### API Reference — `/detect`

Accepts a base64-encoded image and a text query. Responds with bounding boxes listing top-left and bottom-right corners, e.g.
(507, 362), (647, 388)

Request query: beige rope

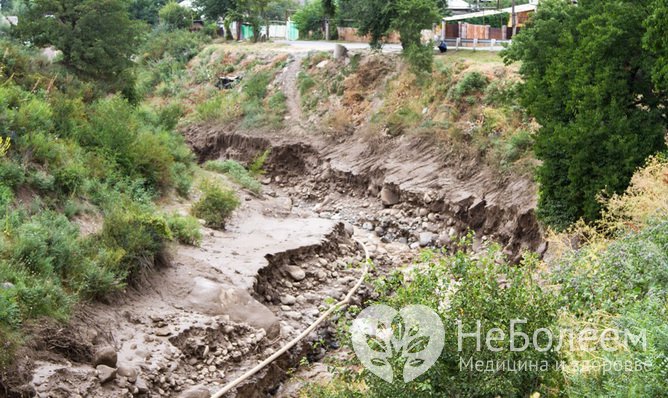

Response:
(211, 238), (371, 398)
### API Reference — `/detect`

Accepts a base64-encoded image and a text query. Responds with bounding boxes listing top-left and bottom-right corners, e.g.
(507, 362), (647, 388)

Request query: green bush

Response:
(0, 160), (25, 189)
(451, 72), (489, 100)
(203, 160), (262, 194)
(191, 180), (239, 230)
(166, 213), (202, 246)
(100, 204), (172, 282)
(403, 43), (434, 76)
(502, 130), (534, 164)
(335, 239), (562, 397)
(243, 72), (271, 101)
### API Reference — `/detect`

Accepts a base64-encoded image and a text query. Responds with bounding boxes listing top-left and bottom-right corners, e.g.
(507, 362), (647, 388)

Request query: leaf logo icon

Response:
(351, 304), (445, 383)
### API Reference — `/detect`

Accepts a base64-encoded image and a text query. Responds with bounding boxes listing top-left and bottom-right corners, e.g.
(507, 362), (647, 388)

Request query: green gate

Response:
(287, 21), (299, 41)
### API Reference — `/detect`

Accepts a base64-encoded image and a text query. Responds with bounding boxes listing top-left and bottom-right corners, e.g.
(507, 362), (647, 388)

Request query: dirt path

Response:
(275, 53), (308, 135)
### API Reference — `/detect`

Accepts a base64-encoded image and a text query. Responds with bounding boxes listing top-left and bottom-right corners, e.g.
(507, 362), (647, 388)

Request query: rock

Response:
(316, 60), (329, 68)
(135, 378), (149, 394)
(178, 386), (211, 398)
(419, 232), (434, 247)
(409, 242), (420, 250)
(93, 346), (118, 368)
(96, 365), (116, 384)
(285, 311), (302, 320)
(333, 44), (348, 59)
(436, 232), (451, 246)
(117, 364), (139, 383)
(286, 266), (306, 281)
(418, 208), (429, 217)
(343, 222), (354, 236)
(280, 294), (297, 306)
(380, 186), (400, 206)
(362, 222), (374, 231)
(1, 282), (14, 290)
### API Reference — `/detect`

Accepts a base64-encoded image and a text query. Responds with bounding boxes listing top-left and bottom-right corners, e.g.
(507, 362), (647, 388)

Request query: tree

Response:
(292, 0), (326, 39)
(195, 0), (236, 21)
(159, 1), (192, 30)
(266, 0), (298, 21)
(355, 0), (398, 49)
(644, 0), (668, 92)
(18, 0), (145, 85)
(503, 0), (668, 229)
(129, 0), (167, 25)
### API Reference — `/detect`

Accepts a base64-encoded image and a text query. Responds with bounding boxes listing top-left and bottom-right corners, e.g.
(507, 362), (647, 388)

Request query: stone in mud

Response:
(219, 288), (281, 340)
(93, 345), (117, 368)
(380, 186), (400, 206)
(280, 294), (297, 305)
(179, 386), (211, 398)
(96, 365), (116, 384)
(117, 364), (139, 383)
(419, 232), (434, 247)
(286, 266), (306, 281)
(436, 232), (451, 246)
(135, 377), (149, 394)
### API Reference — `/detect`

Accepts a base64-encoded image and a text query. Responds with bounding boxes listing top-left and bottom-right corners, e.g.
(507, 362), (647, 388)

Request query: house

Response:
(441, 3), (538, 40)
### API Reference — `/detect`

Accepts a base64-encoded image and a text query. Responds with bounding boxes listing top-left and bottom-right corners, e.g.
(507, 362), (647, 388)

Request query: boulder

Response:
(286, 266), (306, 282)
(380, 186), (400, 206)
(96, 365), (116, 384)
(93, 346), (117, 368)
(117, 364), (139, 383)
(334, 44), (348, 60)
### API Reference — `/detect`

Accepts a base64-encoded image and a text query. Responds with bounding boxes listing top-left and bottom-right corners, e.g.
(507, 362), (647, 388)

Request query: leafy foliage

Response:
(18, 0), (145, 89)
(166, 213), (202, 246)
(158, 1), (193, 30)
(191, 180), (240, 229)
(503, 0), (668, 229)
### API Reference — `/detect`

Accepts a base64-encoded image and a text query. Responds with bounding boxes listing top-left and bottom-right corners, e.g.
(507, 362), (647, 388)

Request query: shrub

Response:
(336, 240), (562, 397)
(191, 180), (239, 230)
(158, 2), (192, 31)
(0, 160), (25, 189)
(451, 71), (489, 99)
(203, 160), (262, 194)
(249, 149), (271, 177)
(171, 162), (194, 197)
(166, 213), (202, 246)
(100, 205), (172, 282)
(193, 92), (243, 123)
(242, 72), (271, 101)
(403, 43), (434, 76)
(502, 130), (534, 164)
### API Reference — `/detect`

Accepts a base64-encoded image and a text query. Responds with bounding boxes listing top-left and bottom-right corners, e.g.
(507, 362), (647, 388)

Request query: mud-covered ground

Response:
(3, 48), (543, 398)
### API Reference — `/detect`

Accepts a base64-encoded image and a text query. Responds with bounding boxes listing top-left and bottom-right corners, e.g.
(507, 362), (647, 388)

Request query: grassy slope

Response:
(298, 50), (538, 176)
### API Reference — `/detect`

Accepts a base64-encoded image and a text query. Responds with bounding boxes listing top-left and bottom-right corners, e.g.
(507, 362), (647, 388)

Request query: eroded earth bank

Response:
(3, 49), (543, 398)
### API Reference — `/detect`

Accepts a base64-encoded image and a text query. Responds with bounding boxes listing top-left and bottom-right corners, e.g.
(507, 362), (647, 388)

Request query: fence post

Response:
(473, 38), (478, 51)
(491, 39), (496, 49)
(456, 37), (461, 51)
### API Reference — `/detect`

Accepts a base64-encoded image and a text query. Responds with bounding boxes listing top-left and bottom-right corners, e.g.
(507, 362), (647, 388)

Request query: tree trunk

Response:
(236, 20), (242, 40)
(511, 0), (517, 38)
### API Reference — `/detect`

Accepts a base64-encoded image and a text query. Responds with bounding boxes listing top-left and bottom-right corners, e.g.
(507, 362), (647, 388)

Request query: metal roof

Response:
(443, 3), (537, 22)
